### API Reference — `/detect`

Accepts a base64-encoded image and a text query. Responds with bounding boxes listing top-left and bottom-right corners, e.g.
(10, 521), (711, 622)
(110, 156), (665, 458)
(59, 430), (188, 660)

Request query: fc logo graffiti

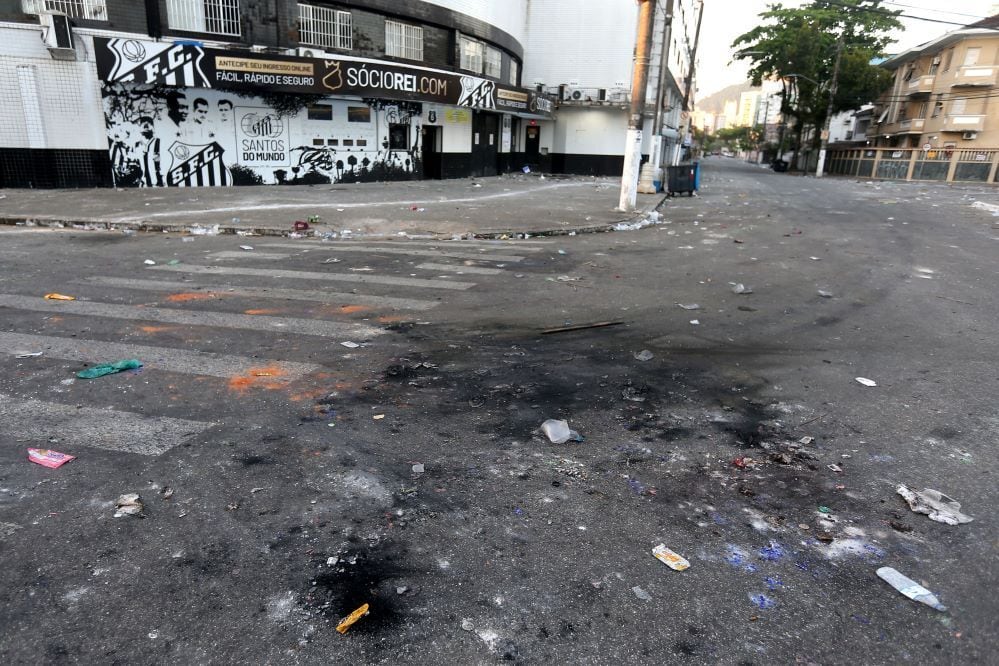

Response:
(323, 61), (343, 92)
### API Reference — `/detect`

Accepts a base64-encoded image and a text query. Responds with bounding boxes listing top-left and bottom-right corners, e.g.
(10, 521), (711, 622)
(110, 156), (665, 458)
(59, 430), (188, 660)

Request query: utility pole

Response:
(618, 0), (656, 212)
(651, 0), (675, 171)
(816, 35), (844, 177)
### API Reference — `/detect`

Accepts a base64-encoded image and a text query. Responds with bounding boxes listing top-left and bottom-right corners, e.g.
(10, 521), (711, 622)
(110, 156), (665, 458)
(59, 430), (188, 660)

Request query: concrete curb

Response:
(0, 194), (668, 239)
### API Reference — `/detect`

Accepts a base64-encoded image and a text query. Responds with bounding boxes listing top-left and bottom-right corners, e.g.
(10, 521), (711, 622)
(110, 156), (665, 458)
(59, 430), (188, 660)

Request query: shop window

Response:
(509, 59), (519, 86)
(386, 20), (423, 60)
(389, 124), (408, 150)
(343, 139), (354, 147)
(356, 139), (367, 147)
(307, 104), (332, 120)
(312, 138), (324, 146)
(298, 4), (351, 50)
(326, 139), (338, 146)
(347, 106), (371, 123)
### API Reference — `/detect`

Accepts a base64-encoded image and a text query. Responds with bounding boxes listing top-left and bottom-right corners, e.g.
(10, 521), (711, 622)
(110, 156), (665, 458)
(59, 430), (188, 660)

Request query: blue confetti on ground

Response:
(765, 576), (784, 591)
(759, 541), (786, 562)
(749, 593), (777, 610)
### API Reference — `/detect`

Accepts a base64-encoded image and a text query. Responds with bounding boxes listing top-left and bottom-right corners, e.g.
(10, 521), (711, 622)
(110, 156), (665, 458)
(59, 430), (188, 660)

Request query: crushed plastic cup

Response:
(540, 419), (582, 444)
(897, 485), (972, 525)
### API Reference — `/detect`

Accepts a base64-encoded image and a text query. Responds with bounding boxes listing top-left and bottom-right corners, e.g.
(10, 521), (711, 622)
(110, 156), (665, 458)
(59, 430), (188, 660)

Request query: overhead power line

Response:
(808, 0), (999, 31)
(880, 1), (986, 20)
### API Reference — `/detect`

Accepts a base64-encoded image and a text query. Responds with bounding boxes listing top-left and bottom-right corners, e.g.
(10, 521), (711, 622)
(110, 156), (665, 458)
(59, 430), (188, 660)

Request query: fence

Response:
(827, 147), (999, 184)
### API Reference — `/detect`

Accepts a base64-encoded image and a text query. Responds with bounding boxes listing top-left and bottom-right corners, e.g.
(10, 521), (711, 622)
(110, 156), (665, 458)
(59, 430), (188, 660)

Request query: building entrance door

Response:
(471, 112), (498, 177)
(421, 125), (441, 179)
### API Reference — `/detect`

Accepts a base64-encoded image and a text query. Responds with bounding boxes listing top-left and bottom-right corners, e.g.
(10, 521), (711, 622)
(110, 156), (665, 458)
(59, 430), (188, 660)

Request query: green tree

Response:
(732, 1), (900, 164)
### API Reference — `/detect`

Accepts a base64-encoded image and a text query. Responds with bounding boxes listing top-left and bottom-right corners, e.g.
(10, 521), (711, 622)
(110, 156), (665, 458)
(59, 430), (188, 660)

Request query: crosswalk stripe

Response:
(0, 393), (213, 456)
(0, 294), (384, 339)
(148, 264), (476, 290)
(416, 263), (503, 275)
(82, 277), (440, 310)
(265, 243), (525, 263)
(207, 251), (292, 260)
(0, 332), (321, 379)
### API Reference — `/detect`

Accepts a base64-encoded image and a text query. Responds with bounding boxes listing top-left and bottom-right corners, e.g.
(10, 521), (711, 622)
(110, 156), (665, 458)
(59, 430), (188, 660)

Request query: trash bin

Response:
(771, 159), (789, 172)
(667, 163), (697, 197)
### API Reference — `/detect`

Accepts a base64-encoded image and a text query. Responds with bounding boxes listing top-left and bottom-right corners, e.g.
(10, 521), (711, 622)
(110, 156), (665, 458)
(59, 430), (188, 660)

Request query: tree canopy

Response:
(732, 1), (901, 138)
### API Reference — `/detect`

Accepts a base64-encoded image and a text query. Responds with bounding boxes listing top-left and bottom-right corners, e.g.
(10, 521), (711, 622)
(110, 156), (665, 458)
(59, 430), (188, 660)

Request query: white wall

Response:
(0, 24), (105, 150)
(552, 107), (629, 155)
(523, 0), (637, 88)
(421, 0), (528, 46)
(828, 110), (856, 143)
(423, 104), (474, 153)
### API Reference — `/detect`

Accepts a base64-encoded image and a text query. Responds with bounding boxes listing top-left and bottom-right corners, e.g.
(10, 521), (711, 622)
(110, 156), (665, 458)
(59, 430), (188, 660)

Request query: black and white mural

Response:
(102, 83), (422, 187)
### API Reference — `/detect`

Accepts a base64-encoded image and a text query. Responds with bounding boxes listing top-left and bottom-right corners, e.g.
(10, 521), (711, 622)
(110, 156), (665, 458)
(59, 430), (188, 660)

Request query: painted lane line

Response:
(264, 244), (525, 263)
(0, 294), (384, 339)
(207, 251), (292, 260)
(415, 263), (503, 275)
(0, 332), (321, 379)
(82, 277), (440, 311)
(0, 393), (213, 456)
(328, 241), (547, 252)
(148, 264), (476, 290)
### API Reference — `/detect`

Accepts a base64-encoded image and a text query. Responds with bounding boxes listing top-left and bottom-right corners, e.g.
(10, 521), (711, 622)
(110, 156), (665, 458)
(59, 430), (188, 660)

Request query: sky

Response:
(696, 0), (999, 99)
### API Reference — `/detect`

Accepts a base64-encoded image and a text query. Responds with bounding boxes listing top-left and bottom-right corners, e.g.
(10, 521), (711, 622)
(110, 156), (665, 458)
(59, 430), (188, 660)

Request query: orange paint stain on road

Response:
(138, 325), (181, 334)
(244, 308), (283, 315)
(339, 305), (372, 315)
(166, 292), (221, 303)
(376, 315), (407, 324)
(228, 365), (289, 393)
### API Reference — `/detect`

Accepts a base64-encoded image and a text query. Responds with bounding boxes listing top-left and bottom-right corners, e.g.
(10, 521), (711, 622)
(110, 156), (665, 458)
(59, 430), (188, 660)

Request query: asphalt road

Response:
(1, 159), (996, 664)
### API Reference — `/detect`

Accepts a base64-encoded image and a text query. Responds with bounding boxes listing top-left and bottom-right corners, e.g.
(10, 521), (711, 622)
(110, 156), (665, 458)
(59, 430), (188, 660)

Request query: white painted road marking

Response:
(207, 251), (292, 260)
(0, 393), (213, 455)
(148, 264), (476, 290)
(0, 332), (321, 379)
(416, 263), (503, 275)
(266, 243), (525, 262)
(82, 277), (440, 310)
(0, 294), (384, 338)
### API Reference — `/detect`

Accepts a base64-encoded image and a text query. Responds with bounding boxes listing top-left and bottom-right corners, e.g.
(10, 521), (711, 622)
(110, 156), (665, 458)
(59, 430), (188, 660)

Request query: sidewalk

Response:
(0, 175), (666, 238)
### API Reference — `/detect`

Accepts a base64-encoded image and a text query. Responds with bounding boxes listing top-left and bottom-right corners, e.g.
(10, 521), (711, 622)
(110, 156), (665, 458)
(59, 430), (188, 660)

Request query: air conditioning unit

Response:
(40, 11), (75, 57)
(297, 47), (330, 59)
(962, 131), (978, 140)
(559, 86), (590, 102)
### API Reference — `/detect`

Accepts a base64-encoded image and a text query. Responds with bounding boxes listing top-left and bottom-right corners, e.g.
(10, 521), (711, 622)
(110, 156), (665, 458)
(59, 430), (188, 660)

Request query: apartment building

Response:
(870, 14), (999, 149)
(0, 0), (553, 187)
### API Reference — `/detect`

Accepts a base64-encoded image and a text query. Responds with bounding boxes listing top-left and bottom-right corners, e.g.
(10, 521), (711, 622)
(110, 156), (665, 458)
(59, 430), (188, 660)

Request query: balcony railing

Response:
(942, 115), (986, 132)
(22, 0), (106, 19)
(905, 74), (935, 95)
(898, 118), (925, 133)
(952, 66), (997, 87)
(167, 0), (241, 37)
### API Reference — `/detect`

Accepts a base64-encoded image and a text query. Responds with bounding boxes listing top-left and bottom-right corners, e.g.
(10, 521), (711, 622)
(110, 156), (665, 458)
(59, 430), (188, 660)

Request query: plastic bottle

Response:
(876, 567), (947, 612)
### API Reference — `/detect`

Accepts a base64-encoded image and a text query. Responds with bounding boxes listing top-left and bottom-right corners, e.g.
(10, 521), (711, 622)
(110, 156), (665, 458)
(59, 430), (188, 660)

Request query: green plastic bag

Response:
(76, 359), (143, 379)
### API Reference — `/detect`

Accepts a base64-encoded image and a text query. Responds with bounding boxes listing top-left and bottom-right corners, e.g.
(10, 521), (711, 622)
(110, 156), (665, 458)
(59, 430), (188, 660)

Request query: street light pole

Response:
(816, 36), (845, 178)
(618, 0), (656, 212)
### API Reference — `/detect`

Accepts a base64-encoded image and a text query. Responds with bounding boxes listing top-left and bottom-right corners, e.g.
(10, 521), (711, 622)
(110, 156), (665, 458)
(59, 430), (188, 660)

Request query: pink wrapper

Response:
(27, 448), (76, 469)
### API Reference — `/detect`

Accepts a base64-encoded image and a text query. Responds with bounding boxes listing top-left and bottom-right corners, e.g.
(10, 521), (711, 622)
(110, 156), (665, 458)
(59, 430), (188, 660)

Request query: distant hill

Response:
(695, 82), (759, 114)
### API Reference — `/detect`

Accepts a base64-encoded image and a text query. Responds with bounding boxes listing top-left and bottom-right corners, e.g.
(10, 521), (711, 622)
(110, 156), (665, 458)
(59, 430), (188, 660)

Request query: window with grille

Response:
(509, 59), (518, 86)
(167, 0), (241, 37)
(485, 46), (501, 79)
(385, 20), (423, 61)
(459, 36), (484, 73)
(22, 0), (106, 20)
(299, 4), (351, 50)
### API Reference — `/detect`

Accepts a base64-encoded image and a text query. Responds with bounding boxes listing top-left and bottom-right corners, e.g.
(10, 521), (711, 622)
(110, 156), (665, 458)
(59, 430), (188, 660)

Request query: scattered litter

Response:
(44, 293), (75, 301)
(323, 258), (341, 264)
(522, 166), (531, 174)
(540, 321), (624, 335)
(461, 618), (475, 631)
(677, 303), (701, 310)
(144, 260), (156, 265)
(188, 224), (220, 236)
(540, 419), (582, 444)
(689, 319), (700, 325)
(181, 237), (195, 243)
(652, 544), (690, 571)
(810, 256), (821, 261)
(877, 567), (946, 611)
(239, 245), (254, 251)
(632, 586), (652, 601)
(27, 448), (75, 468)
(634, 350), (654, 362)
(818, 290), (834, 298)
(373, 414), (385, 420)
(167, 259), (181, 265)
(731, 283), (753, 295)
(336, 603), (370, 634)
(412, 463), (425, 474)
(14, 351), (43, 358)
(554, 275), (582, 282)
(855, 377), (877, 387)
(818, 506), (832, 514)
(77, 359), (143, 379)
(800, 436), (815, 445)
(828, 464), (843, 473)
(621, 387), (646, 402)
(897, 485), (973, 525)
(340, 341), (360, 349)
(113, 493), (144, 518)
(293, 221), (310, 231)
